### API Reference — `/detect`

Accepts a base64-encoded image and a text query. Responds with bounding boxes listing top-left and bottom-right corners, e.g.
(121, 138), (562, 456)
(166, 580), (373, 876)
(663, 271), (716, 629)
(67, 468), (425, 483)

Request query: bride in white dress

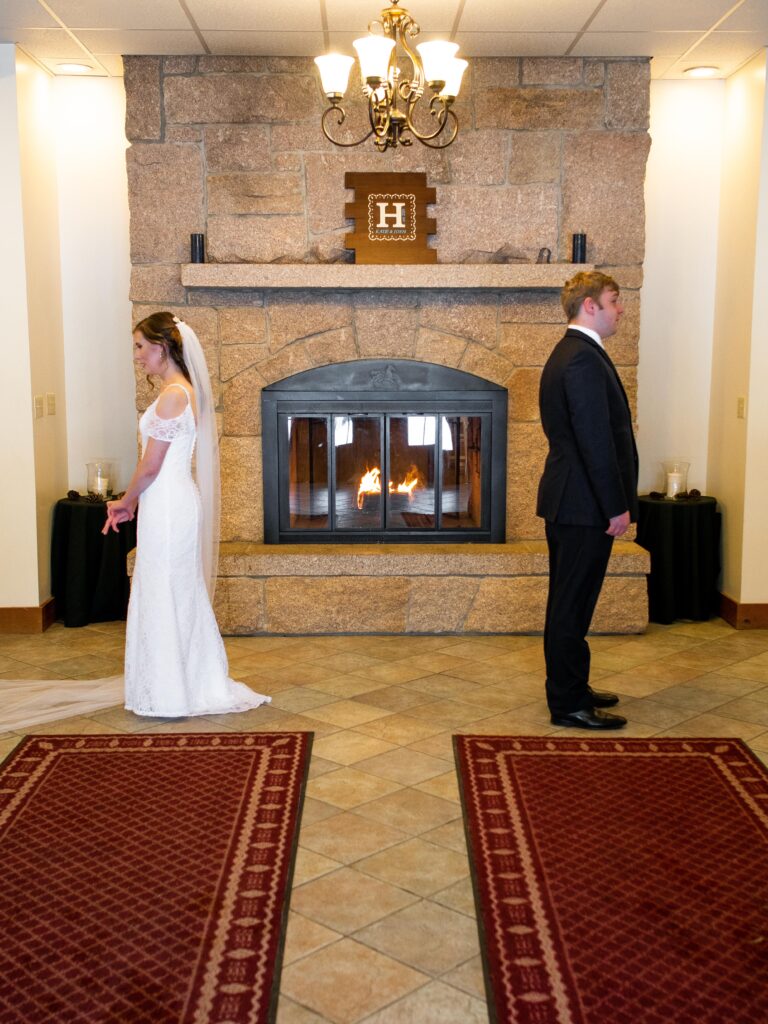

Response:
(103, 312), (270, 718)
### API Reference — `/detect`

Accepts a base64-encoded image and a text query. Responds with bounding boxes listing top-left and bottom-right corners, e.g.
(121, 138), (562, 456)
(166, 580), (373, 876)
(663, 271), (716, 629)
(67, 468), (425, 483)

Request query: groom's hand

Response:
(606, 510), (630, 537)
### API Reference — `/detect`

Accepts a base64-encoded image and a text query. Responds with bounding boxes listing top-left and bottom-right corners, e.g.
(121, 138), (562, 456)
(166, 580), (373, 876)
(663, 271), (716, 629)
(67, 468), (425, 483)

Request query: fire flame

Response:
(357, 465), (421, 509)
(391, 466), (420, 497)
(357, 467), (382, 509)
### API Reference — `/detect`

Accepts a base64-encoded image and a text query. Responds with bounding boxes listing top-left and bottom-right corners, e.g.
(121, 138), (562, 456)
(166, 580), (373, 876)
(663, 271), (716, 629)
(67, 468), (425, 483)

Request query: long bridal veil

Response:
(0, 677), (125, 732)
(176, 318), (220, 600)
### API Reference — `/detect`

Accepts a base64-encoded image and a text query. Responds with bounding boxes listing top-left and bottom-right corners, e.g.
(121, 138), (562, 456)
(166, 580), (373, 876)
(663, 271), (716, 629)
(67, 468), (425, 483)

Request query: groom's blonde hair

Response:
(561, 271), (620, 321)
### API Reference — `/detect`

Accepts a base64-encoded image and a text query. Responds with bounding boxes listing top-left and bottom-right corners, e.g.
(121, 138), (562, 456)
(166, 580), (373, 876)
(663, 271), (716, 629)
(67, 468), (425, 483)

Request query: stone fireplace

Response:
(124, 53), (651, 634)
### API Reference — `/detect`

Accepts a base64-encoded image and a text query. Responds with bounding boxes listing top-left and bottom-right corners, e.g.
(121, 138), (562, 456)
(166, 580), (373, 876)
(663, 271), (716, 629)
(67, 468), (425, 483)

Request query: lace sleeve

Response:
(144, 411), (189, 442)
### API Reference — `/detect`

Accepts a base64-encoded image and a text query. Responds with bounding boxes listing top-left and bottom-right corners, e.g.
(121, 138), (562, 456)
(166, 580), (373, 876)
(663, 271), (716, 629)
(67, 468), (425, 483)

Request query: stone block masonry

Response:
(123, 54), (651, 634)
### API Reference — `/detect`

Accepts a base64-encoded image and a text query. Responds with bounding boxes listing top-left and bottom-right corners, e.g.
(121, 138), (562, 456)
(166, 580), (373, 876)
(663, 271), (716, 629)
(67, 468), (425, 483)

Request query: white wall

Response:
(1, 52), (135, 609)
(0, 46), (46, 606)
(638, 80), (724, 495)
(739, 55), (768, 603)
(15, 50), (70, 599)
(708, 50), (767, 601)
(54, 76), (135, 493)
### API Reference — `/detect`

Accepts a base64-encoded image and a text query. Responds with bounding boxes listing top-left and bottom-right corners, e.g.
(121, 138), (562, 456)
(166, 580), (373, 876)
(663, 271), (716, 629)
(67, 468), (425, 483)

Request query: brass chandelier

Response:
(314, 1), (468, 151)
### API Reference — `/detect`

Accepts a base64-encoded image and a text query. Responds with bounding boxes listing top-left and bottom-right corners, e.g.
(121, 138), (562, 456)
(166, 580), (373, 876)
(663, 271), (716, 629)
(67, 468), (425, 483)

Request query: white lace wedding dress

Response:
(124, 385), (270, 717)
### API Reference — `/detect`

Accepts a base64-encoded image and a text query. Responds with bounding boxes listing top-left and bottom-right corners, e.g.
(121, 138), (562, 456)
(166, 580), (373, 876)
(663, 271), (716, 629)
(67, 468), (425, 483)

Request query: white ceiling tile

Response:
(453, 32), (578, 57)
(724, 0), (768, 32)
(325, 30), (367, 52)
(74, 29), (206, 55)
(326, 0), (460, 34)
(185, 0), (322, 32)
(658, 28), (767, 78)
(571, 31), (700, 57)
(89, 53), (124, 75)
(650, 54), (680, 78)
(590, 0), (738, 33)
(203, 30), (326, 55)
(1, 28), (88, 57)
(672, 30), (767, 67)
(0, 1), (58, 30)
(458, 0), (598, 33)
(40, 0), (190, 30)
(325, 28), (469, 53)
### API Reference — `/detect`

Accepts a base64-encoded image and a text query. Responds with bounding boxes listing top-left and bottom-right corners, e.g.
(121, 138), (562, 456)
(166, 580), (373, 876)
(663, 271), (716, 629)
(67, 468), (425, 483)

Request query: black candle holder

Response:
(190, 233), (205, 263)
(571, 233), (587, 263)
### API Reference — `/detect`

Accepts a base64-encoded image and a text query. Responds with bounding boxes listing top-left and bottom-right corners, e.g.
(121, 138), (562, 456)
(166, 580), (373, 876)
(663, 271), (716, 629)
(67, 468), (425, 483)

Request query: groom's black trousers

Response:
(544, 520), (614, 716)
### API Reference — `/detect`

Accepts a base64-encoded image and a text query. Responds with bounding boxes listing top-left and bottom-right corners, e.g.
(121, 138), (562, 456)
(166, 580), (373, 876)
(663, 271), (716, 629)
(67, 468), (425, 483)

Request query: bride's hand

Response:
(102, 498), (136, 534)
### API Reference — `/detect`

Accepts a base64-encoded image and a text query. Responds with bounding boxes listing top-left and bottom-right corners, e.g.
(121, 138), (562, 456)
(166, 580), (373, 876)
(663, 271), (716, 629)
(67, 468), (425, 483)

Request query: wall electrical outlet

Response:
(737, 396), (746, 419)
(34, 395), (44, 419)
(46, 393), (56, 415)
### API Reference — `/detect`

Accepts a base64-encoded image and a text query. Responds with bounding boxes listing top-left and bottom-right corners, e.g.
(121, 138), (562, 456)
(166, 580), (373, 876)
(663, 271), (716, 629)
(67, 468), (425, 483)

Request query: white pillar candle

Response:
(666, 471), (683, 497)
(95, 474), (109, 498)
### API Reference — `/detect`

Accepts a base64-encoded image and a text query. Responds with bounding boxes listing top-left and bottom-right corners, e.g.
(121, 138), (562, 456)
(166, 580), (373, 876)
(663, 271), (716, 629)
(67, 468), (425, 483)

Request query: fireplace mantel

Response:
(181, 263), (595, 291)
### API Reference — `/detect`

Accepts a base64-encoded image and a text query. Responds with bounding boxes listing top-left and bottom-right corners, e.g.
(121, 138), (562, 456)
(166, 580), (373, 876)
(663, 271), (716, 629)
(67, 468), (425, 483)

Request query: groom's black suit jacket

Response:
(536, 328), (638, 527)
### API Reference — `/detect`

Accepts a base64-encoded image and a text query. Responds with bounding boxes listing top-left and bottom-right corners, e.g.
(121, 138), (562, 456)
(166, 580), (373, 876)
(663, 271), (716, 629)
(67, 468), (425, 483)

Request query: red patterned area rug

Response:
(455, 736), (768, 1024)
(0, 732), (312, 1024)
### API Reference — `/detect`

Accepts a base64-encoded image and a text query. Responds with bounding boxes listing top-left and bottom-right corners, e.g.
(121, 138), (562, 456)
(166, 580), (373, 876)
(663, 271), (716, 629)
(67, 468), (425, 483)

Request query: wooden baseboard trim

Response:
(719, 593), (768, 629)
(0, 597), (56, 634)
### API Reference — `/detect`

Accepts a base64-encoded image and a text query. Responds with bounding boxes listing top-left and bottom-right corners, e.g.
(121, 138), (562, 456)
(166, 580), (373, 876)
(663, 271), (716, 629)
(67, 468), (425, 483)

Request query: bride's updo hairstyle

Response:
(134, 311), (192, 384)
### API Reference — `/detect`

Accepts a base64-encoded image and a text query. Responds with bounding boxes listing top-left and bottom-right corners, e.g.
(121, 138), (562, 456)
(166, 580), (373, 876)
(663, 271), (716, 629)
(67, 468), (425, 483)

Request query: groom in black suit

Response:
(537, 271), (638, 729)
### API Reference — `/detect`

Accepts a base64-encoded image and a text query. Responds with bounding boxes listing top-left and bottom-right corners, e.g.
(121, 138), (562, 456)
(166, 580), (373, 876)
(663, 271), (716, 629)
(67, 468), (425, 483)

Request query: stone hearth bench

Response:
(205, 541), (649, 636)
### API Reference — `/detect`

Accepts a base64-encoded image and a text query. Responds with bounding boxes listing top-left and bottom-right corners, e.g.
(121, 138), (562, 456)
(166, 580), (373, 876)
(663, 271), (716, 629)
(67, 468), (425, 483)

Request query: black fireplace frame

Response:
(262, 359), (507, 544)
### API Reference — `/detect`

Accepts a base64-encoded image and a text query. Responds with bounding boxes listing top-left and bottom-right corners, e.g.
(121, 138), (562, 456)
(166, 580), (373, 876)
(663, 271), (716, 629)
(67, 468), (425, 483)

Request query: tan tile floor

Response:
(2, 618), (768, 1023)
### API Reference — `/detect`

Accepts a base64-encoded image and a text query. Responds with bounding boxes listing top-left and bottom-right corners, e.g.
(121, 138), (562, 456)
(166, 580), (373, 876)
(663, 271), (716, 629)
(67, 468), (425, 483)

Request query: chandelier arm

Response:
(320, 104), (375, 147)
(368, 85), (395, 141)
(406, 104), (459, 148)
(397, 20), (425, 99)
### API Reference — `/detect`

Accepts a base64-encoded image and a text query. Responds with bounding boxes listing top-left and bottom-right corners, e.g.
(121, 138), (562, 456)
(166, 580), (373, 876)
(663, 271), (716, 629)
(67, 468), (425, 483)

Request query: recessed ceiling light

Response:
(56, 62), (93, 74)
(683, 66), (720, 78)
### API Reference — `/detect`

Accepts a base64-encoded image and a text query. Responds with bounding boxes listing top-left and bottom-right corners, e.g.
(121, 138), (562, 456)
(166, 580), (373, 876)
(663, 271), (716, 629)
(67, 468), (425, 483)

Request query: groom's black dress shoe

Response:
(550, 708), (627, 730)
(587, 687), (620, 708)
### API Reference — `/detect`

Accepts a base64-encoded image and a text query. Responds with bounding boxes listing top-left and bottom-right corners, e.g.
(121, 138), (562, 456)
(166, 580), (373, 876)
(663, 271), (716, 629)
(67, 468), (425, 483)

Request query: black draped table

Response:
(635, 495), (720, 624)
(51, 498), (137, 627)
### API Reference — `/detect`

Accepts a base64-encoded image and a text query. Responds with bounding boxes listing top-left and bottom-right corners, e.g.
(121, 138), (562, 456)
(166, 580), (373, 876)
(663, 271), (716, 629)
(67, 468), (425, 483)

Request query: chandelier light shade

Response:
(414, 40), (458, 85)
(353, 35), (396, 83)
(314, 53), (355, 99)
(314, 0), (467, 151)
(439, 58), (468, 98)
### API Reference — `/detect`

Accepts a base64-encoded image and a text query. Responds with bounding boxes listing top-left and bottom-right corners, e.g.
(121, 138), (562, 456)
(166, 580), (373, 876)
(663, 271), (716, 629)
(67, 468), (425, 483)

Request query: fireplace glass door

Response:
(387, 416), (437, 529)
(282, 411), (486, 538)
(263, 360), (506, 543)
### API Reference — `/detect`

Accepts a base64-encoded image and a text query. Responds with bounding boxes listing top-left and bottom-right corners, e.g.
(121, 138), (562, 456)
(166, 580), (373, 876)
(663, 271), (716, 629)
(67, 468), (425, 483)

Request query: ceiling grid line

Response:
(674, 0), (749, 67)
(34, 0), (112, 75)
(450, 0), (468, 43)
(177, 0), (212, 54)
(319, 0), (330, 52)
(15, 42), (54, 76)
(565, 0), (613, 57)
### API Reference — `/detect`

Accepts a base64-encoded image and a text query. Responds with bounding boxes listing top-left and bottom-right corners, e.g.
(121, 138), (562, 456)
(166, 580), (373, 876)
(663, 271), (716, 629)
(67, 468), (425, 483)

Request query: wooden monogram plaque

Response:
(344, 172), (437, 264)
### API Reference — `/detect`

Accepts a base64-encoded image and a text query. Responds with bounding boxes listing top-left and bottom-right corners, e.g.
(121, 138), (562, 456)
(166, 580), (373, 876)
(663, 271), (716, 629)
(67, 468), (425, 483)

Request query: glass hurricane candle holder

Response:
(86, 460), (116, 499)
(662, 459), (690, 499)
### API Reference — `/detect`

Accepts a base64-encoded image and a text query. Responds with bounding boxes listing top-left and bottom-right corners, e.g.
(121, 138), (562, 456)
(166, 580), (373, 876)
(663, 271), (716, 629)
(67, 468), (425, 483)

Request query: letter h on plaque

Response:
(344, 172), (437, 264)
